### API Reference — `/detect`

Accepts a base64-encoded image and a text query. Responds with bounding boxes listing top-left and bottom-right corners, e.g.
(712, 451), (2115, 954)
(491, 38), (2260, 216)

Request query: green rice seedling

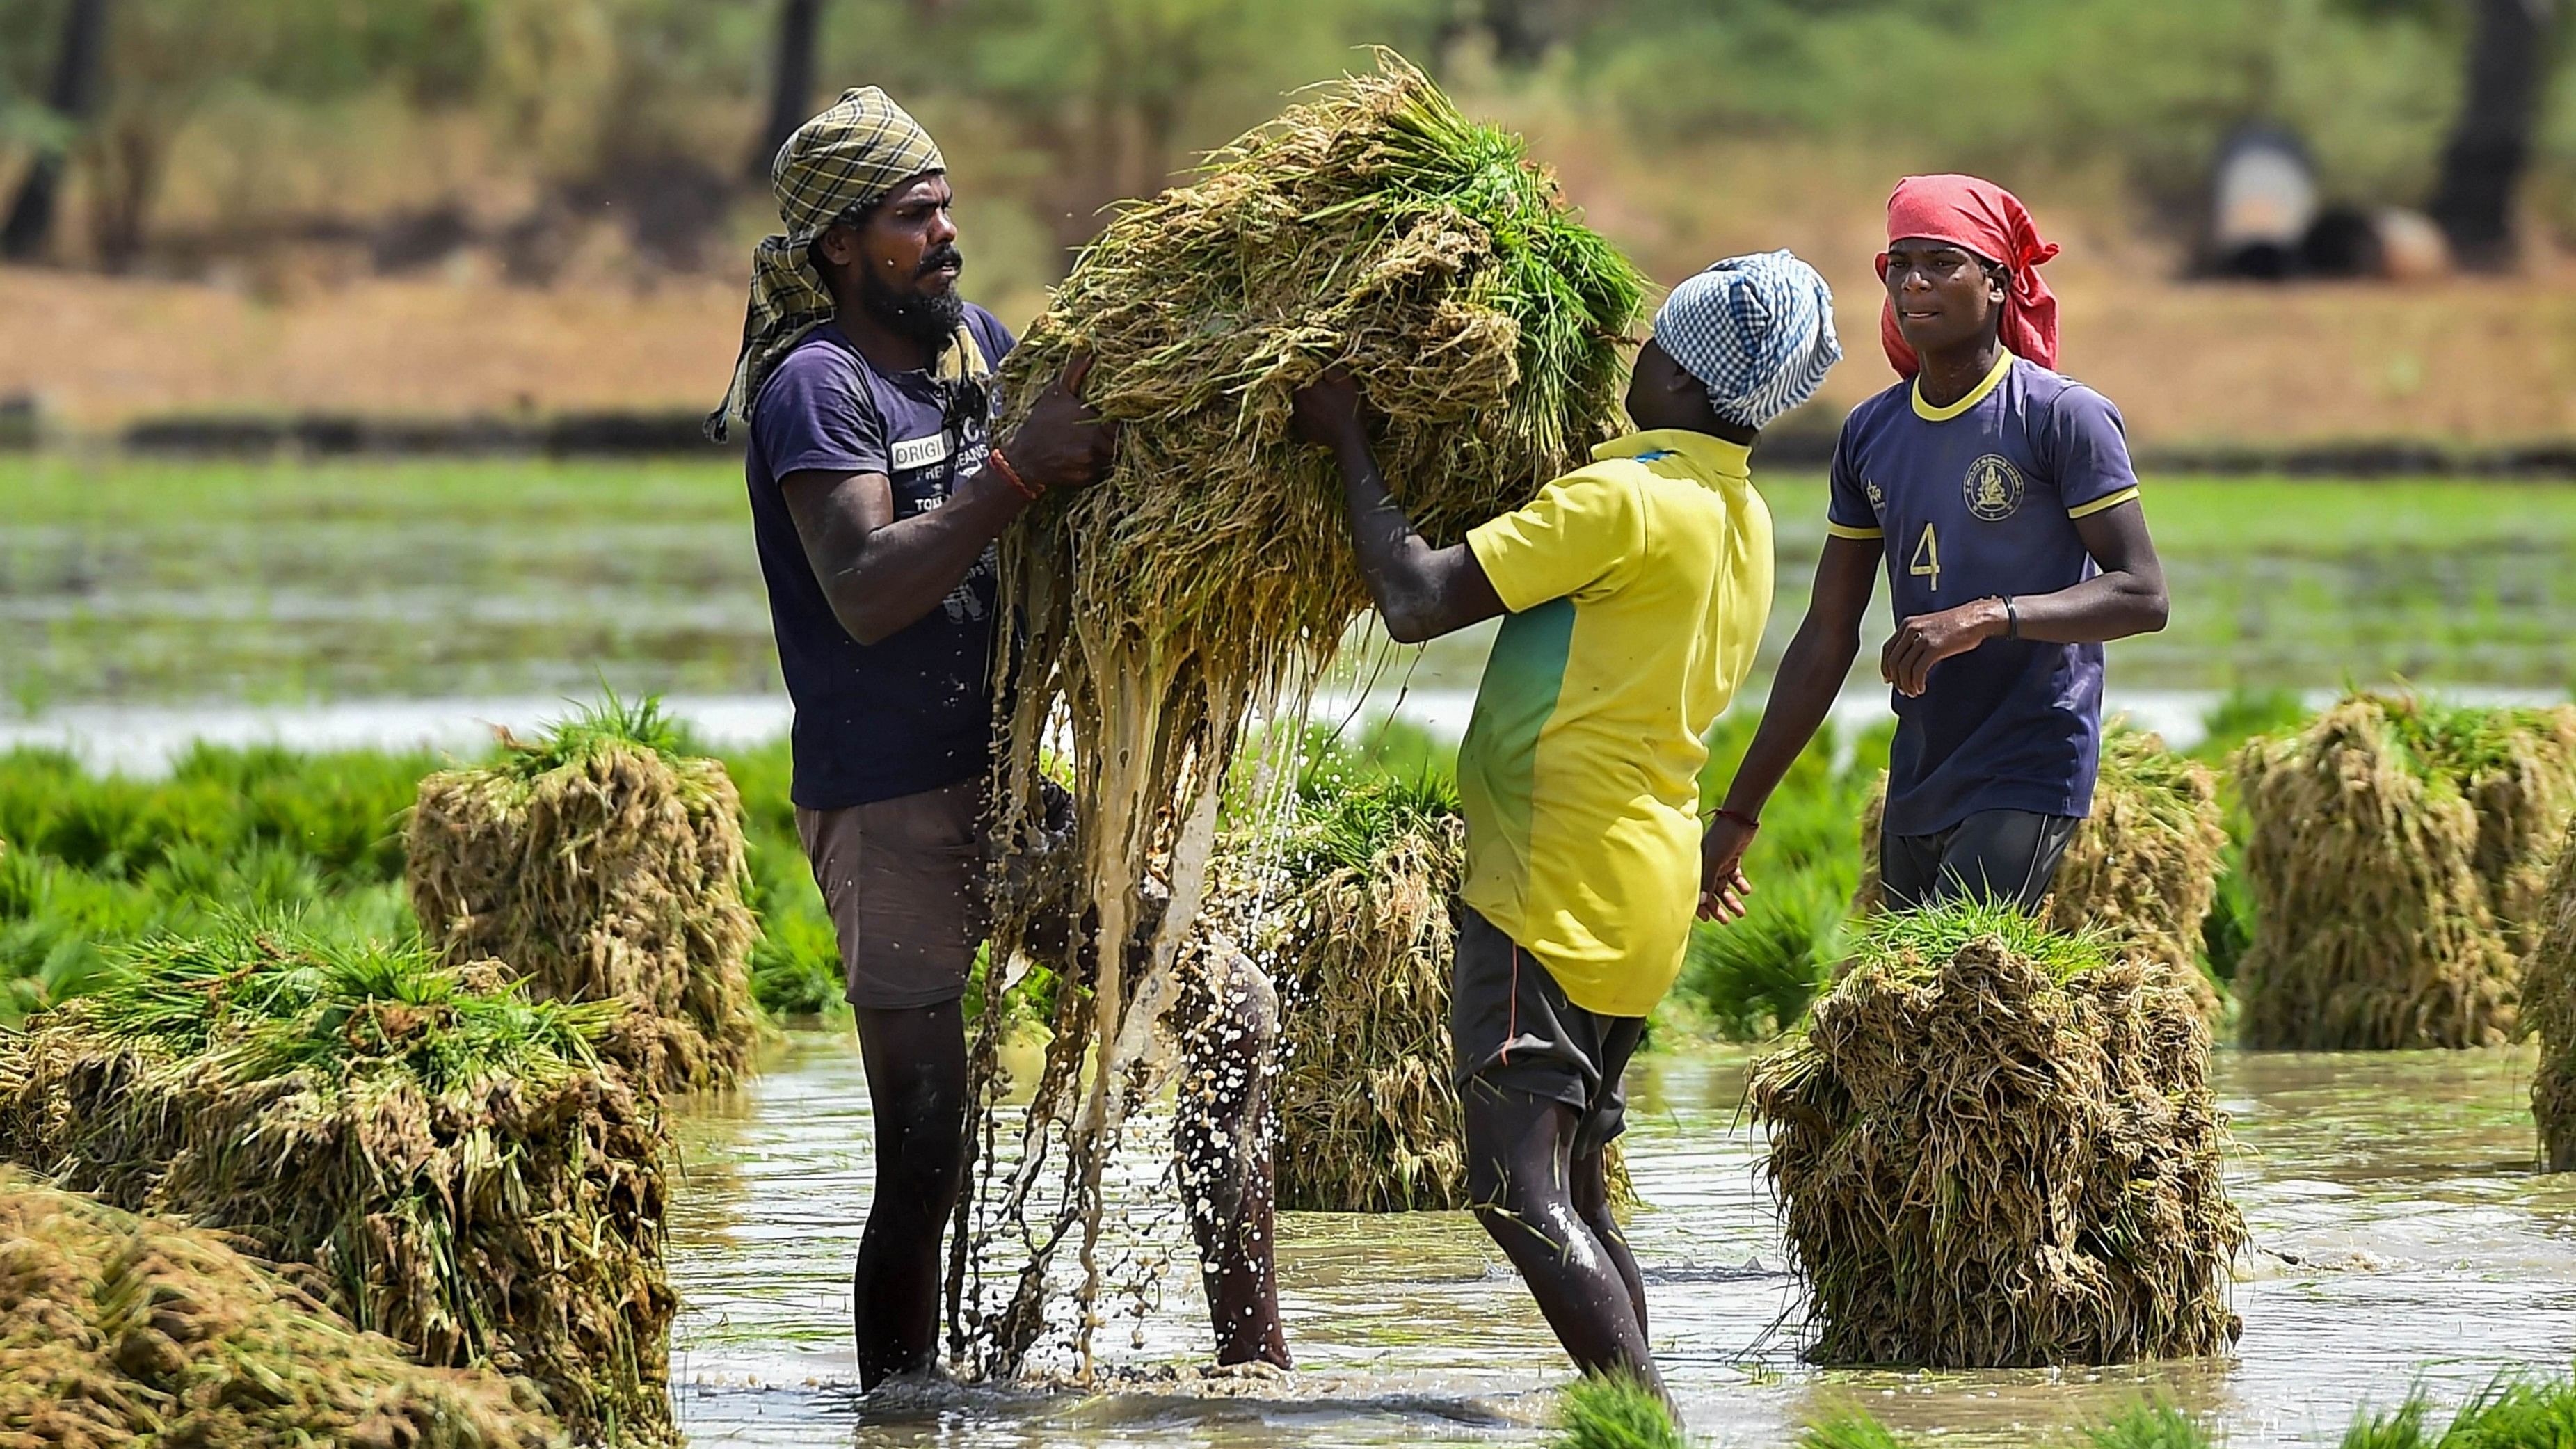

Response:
(2085, 1400), (2221, 1449)
(2526, 820), (2576, 1169)
(0, 1169), (560, 1448)
(2339, 1372), (2576, 1448)
(968, 51), (1645, 1375)
(1241, 772), (1470, 1212)
(0, 912), (673, 1445)
(410, 695), (760, 1092)
(2445, 1372), (2576, 1446)
(169, 742), (443, 883)
(2194, 687), (2310, 764)
(1855, 729), (2228, 1022)
(2235, 692), (2576, 1050)
(490, 691), (698, 780)
(2341, 1388), (2436, 1449)
(1682, 866), (1848, 1041)
(1798, 1411), (1907, 1449)
(1549, 1375), (1686, 1449)
(1748, 898), (2243, 1368)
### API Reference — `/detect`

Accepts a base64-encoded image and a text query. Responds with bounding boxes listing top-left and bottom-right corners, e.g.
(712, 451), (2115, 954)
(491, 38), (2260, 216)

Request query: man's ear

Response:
(814, 223), (860, 270)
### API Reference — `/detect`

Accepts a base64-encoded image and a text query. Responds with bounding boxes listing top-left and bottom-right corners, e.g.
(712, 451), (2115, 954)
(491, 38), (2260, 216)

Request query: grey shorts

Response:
(1450, 907), (1645, 1160)
(795, 780), (987, 1011)
(1881, 808), (2081, 913)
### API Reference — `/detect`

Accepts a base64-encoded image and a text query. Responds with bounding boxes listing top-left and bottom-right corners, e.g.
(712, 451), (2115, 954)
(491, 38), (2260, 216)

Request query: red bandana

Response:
(1875, 174), (2061, 377)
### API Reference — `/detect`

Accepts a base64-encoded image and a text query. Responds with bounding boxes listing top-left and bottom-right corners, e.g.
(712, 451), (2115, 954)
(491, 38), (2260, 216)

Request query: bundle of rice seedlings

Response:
(408, 695), (761, 1092)
(1549, 1375), (1686, 1449)
(1851, 730), (2227, 1020)
(966, 51), (1643, 1373)
(2233, 693), (2576, 1050)
(2523, 822), (2576, 1171)
(1257, 773), (1468, 1212)
(1747, 902), (2243, 1368)
(0, 915), (673, 1446)
(0, 1169), (559, 1449)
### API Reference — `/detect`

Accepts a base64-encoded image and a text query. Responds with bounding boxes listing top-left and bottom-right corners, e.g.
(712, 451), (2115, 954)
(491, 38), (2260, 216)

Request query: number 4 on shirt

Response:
(1909, 522), (1940, 592)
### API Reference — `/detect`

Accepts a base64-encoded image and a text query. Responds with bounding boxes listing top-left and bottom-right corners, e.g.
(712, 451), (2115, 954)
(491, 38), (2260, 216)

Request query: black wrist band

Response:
(2003, 595), (2019, 641)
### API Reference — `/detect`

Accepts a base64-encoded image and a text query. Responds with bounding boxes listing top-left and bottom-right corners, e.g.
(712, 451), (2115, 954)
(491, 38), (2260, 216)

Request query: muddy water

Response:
(665, 1034), (2576, 1447)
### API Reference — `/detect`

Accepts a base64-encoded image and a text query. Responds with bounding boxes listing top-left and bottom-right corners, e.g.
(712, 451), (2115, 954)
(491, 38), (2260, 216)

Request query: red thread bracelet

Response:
(989, 445), (1040, 502)
(1715, 806), (1761, 833)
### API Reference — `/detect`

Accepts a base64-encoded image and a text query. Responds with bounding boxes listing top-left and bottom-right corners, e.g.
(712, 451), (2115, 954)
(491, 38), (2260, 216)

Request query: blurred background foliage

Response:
(0, 0), (2566, 289)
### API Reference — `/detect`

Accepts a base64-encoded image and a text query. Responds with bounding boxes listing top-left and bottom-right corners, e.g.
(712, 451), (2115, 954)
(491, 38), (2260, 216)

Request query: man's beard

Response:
(857, 244), (967, 353)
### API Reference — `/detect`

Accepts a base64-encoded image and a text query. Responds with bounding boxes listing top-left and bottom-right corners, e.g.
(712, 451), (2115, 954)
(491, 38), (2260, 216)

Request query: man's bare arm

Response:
(778, 357), (1113, 646)
(780, 465), (1026, 646)
(1290, 371), (1504, 644)
(1699, 535), (1882, 918)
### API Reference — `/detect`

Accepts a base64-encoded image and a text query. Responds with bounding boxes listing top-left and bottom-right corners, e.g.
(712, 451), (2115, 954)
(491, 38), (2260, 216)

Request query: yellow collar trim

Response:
(1592, 429), (1752, 481)
(1911, 349), (2015, 422)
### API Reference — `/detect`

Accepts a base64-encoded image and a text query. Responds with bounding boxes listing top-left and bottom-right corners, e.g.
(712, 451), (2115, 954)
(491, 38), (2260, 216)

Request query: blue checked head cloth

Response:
(1651, 250), (1843, 432)
(705, 87), (972, 442)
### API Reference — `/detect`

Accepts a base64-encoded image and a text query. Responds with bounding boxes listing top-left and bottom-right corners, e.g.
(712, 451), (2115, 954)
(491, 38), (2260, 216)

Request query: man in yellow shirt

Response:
(1290, 251), (1840, 1400)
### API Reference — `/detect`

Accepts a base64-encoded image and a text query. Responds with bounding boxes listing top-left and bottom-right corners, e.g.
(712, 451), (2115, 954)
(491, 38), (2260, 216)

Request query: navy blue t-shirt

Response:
(1826, 354), (2143, 838)
(745, 305), (1016, 810)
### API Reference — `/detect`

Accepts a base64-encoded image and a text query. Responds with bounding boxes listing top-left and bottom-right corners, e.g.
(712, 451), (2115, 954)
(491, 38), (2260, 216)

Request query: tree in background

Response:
(750, 0), (825, 183)
(1, 0), (111, 262)
(2429, 0), (2557, 267)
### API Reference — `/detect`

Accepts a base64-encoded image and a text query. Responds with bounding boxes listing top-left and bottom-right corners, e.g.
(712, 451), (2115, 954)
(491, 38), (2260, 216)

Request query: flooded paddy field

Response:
(7, 458), (2576, 711)
(10, 455), (2576, 1444)
(666, 1033), (2576, 1448)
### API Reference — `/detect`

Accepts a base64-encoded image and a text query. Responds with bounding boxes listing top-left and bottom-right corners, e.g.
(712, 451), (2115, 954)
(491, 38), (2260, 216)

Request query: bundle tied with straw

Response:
(1232, 770), (1633, 1212)
(1251, 773), (1467, 1212)
(0, 1169), (561, 1449)
(2520, 818), (2576, 1171)
(1853, 728), (2228, 1021)
(408, 696), (762, 1093)
(958, 51), (1642, 1377)
(0, 917), (673, 1446)
(2233, 692), (2576, 1050)
(1747, 902), (2243, 1368)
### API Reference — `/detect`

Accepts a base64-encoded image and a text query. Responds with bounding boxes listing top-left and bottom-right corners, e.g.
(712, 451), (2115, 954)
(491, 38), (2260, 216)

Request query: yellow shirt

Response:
(1457, 430), (1774, 1018)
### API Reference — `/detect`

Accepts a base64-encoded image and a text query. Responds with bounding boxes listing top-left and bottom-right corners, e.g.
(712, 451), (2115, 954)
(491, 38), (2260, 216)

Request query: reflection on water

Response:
(666, 1036), (2576, 1448)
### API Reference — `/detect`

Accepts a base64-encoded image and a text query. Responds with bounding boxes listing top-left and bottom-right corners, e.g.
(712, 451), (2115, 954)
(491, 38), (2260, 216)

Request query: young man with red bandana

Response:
(1700, 175), (2170, 915)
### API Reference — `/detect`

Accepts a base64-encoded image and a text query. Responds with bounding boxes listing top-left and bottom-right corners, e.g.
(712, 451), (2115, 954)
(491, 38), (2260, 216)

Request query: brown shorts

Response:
(795, 781), (986, 1011)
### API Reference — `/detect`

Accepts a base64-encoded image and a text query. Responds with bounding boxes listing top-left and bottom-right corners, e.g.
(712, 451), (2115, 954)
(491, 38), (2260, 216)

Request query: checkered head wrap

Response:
(705, 87), (951, 442)
(1651, 250), (1842, 431)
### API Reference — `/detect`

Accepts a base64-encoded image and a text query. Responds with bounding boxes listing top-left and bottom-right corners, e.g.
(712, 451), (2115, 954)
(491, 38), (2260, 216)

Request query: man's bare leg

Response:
(1571, 1146), (1648, 1339)
(1174, 948), (1292, 1368)
(852, 1000), (970, 1388)
(1462, 1082), (1663, 1398)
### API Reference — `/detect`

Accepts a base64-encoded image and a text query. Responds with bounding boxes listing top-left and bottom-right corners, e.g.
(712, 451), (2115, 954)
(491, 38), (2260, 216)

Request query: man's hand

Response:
(1697, 815), (1757, 922)
(1002, 355), (1117, 491)
(1881, 596), (2007, 697)
(1289, 367), (1366, 450)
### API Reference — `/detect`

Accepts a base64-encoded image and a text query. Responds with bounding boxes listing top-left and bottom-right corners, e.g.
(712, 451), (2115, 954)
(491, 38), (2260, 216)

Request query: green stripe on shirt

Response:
(1457, 596), (1576, 902)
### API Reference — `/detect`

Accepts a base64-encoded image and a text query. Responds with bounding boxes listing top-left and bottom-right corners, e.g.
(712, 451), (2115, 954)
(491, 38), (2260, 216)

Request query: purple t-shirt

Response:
(745, 305), (1016, 809)
(1827, 355), (2142, 837)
